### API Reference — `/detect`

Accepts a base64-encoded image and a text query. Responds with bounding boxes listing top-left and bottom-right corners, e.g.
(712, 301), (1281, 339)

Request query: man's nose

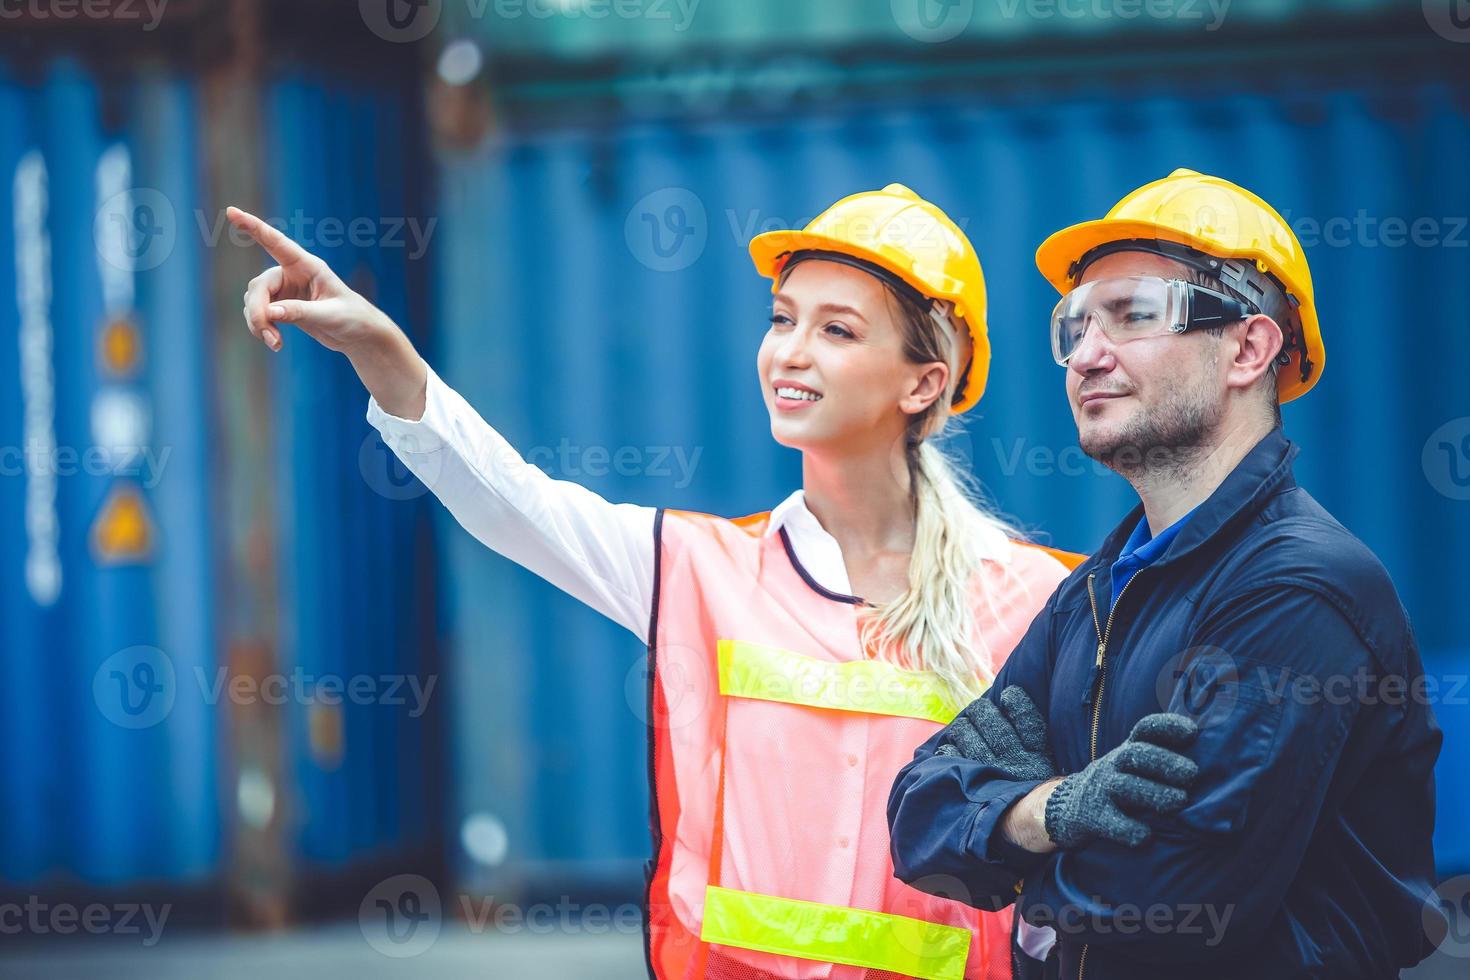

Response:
(1067, 312), (1115, 375)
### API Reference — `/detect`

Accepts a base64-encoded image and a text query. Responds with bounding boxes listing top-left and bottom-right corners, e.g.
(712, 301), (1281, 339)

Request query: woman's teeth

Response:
(776, 387), (822, 402)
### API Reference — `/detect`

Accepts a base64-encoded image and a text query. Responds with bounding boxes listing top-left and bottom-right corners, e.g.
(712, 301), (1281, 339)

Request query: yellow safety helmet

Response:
(1035, 168), (1324, 402)
(749, 183), (990, 414)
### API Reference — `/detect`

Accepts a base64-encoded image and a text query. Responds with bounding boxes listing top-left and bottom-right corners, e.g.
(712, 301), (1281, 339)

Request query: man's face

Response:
(1064, 251), (1226, 472)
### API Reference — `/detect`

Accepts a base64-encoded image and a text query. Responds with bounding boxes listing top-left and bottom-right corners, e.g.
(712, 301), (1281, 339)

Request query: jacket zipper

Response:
(1077, 570), (1137, 980)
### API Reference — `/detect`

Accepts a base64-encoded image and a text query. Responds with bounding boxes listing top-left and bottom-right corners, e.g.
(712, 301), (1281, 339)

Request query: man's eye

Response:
(1123, 310), (1161, 325)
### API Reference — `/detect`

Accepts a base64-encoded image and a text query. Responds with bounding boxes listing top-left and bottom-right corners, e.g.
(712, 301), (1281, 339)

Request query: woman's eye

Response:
(824, 323), (854, 339)
(768, 313), (793, 328)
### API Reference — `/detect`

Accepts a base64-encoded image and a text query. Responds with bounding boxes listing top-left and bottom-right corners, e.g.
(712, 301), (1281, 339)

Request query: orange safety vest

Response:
(641, 507), (1079, 980)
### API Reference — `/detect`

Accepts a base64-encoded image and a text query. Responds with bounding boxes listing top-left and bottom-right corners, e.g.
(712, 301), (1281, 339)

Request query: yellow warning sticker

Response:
(99, 316), (143, 379)
(91, 482), (155, 565)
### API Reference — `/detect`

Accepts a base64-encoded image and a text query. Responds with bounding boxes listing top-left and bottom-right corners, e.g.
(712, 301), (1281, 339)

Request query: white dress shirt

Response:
(366, 362), (1053, 959)
(365, 363), (1013, 644)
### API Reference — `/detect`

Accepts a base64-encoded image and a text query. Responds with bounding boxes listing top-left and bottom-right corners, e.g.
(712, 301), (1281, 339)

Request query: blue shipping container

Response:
(429, 69), (1470, 891)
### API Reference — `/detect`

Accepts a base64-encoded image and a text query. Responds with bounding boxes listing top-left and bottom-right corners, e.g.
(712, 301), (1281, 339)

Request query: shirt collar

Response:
(1089, 426), (1299, 572)
(765, 488), (1009, 564)
(1117, 506), (1195, 568)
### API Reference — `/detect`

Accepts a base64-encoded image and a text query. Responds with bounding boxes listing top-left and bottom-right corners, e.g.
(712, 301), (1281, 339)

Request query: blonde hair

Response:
(781, 259), (1028, 707)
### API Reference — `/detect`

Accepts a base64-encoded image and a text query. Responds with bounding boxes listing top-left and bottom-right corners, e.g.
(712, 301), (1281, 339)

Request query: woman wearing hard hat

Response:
(229, 184), (1077, 980)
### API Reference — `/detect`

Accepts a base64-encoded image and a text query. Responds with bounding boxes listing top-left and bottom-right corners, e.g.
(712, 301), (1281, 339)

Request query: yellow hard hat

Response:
(749, 183), (990, 414)
(1035, 168), (1324, 402)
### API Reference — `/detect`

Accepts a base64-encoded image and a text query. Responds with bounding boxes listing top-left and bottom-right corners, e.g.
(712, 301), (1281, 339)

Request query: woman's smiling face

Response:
(757, 257), (953, 454)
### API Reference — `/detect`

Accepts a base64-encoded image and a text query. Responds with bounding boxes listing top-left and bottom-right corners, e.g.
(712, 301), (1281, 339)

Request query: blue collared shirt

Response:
(1109, 506), (1197, 605)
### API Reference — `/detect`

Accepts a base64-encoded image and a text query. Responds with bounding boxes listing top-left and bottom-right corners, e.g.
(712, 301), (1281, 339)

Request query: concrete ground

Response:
(1, 925), (1464, 979)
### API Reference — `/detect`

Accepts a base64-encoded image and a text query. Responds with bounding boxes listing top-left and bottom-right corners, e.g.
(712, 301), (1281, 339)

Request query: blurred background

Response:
(0, 0), (1466, 976)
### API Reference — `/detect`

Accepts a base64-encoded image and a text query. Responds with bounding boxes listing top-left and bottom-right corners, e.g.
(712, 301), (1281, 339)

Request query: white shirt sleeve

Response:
(365, 363), (657, 644)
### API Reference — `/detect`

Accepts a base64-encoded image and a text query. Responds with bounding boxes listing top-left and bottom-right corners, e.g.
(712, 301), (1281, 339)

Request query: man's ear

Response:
(900, 362), (950, 416)
(1225, 314), (1285, 394)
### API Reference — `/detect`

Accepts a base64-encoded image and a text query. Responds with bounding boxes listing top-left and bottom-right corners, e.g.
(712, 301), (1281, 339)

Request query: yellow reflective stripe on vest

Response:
(716, 639), (967, 724)
(700, 884), (970, 980)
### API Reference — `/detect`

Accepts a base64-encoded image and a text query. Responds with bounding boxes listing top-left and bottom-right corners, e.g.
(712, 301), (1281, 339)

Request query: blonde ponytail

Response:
(855, 296), (1030, 708)
(857, 435), (1025, 707)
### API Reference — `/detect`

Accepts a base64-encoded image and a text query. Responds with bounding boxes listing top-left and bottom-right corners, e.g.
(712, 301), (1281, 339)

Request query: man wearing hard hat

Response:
(888, 170), (1442, 978)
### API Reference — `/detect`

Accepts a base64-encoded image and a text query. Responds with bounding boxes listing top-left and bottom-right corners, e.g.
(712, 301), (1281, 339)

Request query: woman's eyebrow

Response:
(772, 294), (868, 323)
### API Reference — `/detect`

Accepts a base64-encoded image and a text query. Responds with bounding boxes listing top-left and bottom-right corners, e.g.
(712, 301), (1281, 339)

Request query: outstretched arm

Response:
(229, 206), (657, 641)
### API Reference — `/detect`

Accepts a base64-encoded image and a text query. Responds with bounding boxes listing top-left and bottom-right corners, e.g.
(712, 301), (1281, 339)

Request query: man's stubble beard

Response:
(1079, 369), (1223, 481)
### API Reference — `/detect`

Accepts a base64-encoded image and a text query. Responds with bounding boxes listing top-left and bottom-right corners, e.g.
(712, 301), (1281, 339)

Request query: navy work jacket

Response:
(888, 427), (1442, 979)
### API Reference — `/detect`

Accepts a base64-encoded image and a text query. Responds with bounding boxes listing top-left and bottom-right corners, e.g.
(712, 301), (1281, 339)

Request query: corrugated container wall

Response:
(433, 72), (1470, 894)
(264, 69), (444, 878)
(0, 56), (440, 898)
(0, 60), (219, 887)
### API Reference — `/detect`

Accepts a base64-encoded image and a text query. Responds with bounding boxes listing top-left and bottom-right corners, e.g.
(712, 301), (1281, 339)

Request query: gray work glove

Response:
(1043, 713), (1200, 849)
(935, 685), (1057, 782)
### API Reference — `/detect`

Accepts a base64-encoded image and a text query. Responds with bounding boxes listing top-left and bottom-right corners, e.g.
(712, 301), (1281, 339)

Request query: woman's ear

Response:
(899, 361), (950, 416)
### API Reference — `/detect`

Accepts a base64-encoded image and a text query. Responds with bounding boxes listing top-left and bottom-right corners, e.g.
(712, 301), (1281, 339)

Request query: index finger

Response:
(226, 206), (316, 268)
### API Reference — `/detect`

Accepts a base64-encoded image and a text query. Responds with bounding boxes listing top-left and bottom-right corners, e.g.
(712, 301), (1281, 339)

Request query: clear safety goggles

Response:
(1050, 275), (1258, 367)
